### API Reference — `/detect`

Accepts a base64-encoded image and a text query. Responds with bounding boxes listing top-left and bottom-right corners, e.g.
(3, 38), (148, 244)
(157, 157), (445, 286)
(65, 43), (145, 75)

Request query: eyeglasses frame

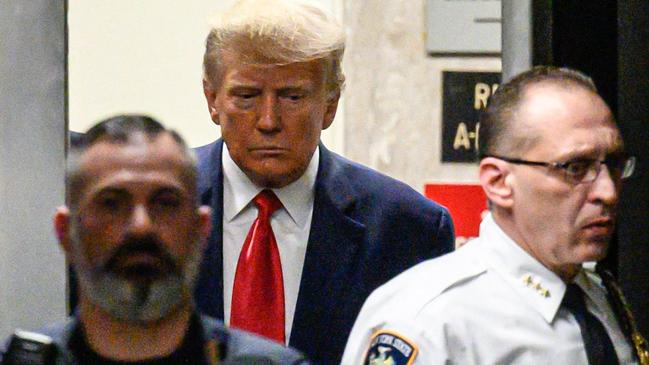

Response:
(481, 154), (636, 184)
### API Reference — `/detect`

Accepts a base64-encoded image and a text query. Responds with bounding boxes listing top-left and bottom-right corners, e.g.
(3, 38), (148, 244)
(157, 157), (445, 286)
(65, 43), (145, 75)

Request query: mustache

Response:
(103, 235), (178, 274)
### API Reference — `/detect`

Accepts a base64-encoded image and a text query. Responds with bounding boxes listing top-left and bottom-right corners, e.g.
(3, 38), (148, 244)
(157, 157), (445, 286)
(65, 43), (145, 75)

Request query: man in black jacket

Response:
(2, 115), (307, 365)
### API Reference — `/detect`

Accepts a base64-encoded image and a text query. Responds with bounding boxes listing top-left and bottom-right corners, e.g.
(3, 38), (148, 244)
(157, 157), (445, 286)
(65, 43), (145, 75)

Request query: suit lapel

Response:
(197, 142), (367, 344)
(195, 140), (225, 320)
(289, 145), (366, 350)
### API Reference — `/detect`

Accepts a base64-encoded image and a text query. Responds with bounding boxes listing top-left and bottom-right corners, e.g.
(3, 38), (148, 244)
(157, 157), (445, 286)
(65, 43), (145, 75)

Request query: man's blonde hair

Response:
(203, 0), (345, 97)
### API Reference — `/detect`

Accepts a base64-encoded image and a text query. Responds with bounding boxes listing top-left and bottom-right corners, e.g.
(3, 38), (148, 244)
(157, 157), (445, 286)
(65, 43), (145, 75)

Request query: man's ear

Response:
(479, 157), (514, 209)
(322, 91), (340, 130)
(197, 206), (213, 251)
(203, 78), (220, 125)
(53, 206), (73, 258)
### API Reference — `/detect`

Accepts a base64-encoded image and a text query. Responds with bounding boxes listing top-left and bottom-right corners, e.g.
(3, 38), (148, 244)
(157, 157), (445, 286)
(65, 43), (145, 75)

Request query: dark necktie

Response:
(563, 283), (619, 365)
(230, 189), (285, 343)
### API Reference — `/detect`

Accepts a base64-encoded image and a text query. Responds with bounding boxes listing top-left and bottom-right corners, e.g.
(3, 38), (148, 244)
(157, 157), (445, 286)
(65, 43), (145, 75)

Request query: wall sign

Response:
(426, 0), (501, 55)
(425, 183), (487, 248)
(441, 71), (500, 163)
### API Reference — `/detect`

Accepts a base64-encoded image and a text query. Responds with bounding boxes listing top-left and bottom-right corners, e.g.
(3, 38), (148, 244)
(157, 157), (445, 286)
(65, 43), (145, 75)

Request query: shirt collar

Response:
(573, 266), (603, 308)
(222, 144), (318, 228)
(478, 214), (567, 323)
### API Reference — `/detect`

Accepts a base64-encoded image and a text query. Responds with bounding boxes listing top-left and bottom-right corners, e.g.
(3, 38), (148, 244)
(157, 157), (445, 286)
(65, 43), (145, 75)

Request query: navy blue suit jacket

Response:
(193, 140), (454, 364)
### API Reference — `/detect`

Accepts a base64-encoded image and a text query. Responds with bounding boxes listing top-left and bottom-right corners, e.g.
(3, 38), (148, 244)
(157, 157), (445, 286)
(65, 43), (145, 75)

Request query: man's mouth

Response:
(108, 253), (170, 279)
(104, 239), (176, 277)
(118, 252), (164, 267)
(582, 218), (614, 236)
(250, 146), (288, 155)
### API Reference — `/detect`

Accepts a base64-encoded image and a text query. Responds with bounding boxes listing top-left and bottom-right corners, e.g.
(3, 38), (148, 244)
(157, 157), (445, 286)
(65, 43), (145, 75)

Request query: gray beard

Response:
(72, 237), (203, 323)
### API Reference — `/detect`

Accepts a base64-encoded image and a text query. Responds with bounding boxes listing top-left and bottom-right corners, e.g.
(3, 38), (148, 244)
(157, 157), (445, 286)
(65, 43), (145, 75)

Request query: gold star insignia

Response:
(522, 274), (533, 286)
(522, 275), (551, 297)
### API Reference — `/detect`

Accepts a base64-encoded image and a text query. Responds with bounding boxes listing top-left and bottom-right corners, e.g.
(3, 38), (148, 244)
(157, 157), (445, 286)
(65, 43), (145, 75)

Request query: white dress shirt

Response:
(342, 214), (637, 364)
(221, 144), (318, 343)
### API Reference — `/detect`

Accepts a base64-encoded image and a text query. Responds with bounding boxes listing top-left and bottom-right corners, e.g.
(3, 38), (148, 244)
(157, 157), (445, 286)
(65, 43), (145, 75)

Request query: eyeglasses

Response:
(483, 154), (636, 184)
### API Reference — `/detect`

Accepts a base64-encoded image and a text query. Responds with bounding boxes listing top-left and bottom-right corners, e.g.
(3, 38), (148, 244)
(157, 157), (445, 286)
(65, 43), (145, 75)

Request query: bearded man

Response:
(1, 115), (307, 365)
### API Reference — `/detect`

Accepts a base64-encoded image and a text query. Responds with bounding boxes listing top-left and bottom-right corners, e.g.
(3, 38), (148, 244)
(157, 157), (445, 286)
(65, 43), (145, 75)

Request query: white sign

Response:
(426, 0), (501, 55)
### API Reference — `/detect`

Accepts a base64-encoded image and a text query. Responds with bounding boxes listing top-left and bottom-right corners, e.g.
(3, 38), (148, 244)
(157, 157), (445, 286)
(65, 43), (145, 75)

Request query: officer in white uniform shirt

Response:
(342, 66), (643, 365)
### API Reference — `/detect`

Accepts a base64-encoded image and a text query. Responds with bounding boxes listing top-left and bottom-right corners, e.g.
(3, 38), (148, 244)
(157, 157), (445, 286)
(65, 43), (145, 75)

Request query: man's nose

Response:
(129, 204), (153, 234)
(257, 93), (281, 132)
(590, 164), (619, 206)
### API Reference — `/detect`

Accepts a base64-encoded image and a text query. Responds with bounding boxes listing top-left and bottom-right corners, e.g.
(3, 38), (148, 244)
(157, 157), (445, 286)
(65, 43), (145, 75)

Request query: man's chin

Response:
(83, 272), (186, 323)
(579, 239), (610, 263)
(244, 166), (304, 188)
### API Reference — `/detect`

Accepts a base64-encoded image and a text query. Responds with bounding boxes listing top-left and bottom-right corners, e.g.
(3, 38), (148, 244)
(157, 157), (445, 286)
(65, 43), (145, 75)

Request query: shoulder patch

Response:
(363, 330), (418, 365)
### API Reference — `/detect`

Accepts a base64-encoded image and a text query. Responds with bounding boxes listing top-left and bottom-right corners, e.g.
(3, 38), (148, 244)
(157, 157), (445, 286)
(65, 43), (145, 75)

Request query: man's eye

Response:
(153, 194), (181, 208)
(564, 160), (592, 177)
(286, 94), (303, 101)
(233, 90), (259, 99)
(160, 199), (180, 208)
(279, 89), (308, 101)
(232, 92), (258, 108)
(98, 197), (121, 210)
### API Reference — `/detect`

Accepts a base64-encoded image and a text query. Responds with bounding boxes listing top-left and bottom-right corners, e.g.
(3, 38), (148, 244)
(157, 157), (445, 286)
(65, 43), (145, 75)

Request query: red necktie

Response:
(231, 189), (285, 343)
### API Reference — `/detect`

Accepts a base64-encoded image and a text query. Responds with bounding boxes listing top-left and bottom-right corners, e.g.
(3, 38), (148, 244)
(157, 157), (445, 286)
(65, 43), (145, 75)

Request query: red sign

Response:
(424, 183), (488, 247)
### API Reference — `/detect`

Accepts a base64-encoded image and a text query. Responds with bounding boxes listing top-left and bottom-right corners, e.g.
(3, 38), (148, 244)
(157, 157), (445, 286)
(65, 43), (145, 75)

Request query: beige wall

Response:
(343, 0), (500, 190)
(68, 0), (345, 151)
(69, 0), (501, 191)
(2, 0), (506, 339)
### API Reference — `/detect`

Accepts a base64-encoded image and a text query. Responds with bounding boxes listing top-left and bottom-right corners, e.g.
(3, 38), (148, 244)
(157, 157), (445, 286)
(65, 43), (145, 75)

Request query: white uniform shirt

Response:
(222, 144), (318, 343)
(342, 213), (637, 365)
